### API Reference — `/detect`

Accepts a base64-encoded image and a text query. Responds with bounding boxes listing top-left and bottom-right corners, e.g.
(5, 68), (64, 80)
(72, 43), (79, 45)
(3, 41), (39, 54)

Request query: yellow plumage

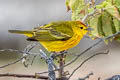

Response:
(8, 21), (90, 52)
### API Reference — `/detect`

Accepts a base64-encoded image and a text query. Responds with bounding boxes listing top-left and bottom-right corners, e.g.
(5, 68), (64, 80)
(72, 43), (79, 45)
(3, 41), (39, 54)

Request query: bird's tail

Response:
(8, 30), (33, 37)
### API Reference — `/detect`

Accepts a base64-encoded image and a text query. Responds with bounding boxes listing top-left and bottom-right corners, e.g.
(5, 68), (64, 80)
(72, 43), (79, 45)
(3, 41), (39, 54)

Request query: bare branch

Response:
(0, 49), (22, 53)
(0, 49), (40, 55)
(104, 31), (120, 40)
(31, 55), (37, 65)
(77, 72), (93, 80)
(0, 73), (68, 80)
(0, 42), (38, 68)
(0, 52), (39, 68)
(23, 42), (37, 53)
(82, 9), (98, 23)
(0, 56), (25, 68)
(39, 49), (56, 80)
(0, 73), (49, 79)
(82, 72), (93, 80)
(68, 51), (109, 79)
(105, 75), (120, 80)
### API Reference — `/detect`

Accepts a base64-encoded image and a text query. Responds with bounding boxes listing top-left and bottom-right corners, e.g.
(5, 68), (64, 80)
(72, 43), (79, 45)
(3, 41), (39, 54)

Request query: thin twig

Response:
(82, 9), (97, 23)
(68, 51), (109, 79)
(104, 31), (120, 40)
(36, 70), (51, 74)
(0, 49), (23, 53)
(22, 42), (38, 67)
(0, 42), (38, 68)
(31, 55), (37, 65)
(0, 52), (39, 68)
(0, 73), (49, 79)
(23, 42), (37, 53)
(0, 56), (25, 68)
(77, 72), (93, 80)
(39, 49), (56, 80)
(0, 49), (40, 55)
(105, 75), (120, 80)
(0, 73), (67, 80)
(82, 72), (93, 80)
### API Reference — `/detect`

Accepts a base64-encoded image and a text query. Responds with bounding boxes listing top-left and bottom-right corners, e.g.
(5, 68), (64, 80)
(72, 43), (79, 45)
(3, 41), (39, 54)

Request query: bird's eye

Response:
(80, 27), (83, 29)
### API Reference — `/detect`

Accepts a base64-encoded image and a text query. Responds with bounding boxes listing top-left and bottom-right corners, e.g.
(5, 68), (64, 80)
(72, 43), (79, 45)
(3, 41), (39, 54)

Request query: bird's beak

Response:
(86, 27), (94, 31)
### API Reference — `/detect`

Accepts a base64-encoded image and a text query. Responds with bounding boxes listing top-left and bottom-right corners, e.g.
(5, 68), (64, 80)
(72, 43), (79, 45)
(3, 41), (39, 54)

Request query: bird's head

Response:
(74, 21), (93, 34)
(75, 21), (93, 30)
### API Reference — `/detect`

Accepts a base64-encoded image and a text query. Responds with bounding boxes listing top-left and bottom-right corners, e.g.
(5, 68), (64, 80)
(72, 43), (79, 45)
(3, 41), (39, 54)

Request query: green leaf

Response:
(88, 15), (100, 37)
(113, 17), (120, 41)
(102, 11), (117, 37)
(95, 0), (120, 21)
(66, 0), (71, 11)
(104, 3), (120, 21)
(65, 0), (85, 20)
(97, 14), (105, 37)
(114, 0), (120, 13)
(113, 18), (120, 32)
(104, 39), (109, 44)
(89, 11), (117, 38)
(88, 0), (120, 41)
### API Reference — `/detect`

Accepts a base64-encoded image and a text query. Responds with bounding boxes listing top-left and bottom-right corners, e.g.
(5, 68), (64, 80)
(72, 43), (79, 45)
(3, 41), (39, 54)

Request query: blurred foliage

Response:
(66, 0), (120, 42)
(66, 0), (85, 20)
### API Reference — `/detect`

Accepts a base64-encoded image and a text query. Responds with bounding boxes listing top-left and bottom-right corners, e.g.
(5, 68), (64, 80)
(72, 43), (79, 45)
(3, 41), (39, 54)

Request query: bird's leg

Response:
(50, 51), (58, 60)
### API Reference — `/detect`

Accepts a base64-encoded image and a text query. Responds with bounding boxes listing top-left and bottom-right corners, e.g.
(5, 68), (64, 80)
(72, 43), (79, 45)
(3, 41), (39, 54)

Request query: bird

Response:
(8, 21), (92, 53)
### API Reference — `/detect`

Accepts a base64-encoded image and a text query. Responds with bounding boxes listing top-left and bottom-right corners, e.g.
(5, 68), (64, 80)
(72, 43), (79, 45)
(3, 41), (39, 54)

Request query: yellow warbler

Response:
(8, 21), (91, 52)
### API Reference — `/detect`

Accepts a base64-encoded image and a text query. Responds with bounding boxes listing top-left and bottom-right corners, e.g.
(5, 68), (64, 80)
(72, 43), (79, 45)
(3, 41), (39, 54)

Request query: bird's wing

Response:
(28, 21), (74, 41)
(47, 21), (74, 37)
(27, 30), (71, 41)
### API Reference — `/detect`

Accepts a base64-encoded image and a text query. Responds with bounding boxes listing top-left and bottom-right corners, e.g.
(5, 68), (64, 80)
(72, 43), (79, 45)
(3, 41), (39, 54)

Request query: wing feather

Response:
(28, 21), (73, 41)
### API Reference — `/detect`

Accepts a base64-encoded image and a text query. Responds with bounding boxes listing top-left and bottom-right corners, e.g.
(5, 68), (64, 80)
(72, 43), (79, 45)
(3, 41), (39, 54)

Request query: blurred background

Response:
(0, 0), (120, 80)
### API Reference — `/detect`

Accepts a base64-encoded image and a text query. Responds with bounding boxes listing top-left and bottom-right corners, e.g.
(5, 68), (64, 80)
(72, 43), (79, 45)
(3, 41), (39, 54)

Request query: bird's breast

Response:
(40, 32), (83, 52)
